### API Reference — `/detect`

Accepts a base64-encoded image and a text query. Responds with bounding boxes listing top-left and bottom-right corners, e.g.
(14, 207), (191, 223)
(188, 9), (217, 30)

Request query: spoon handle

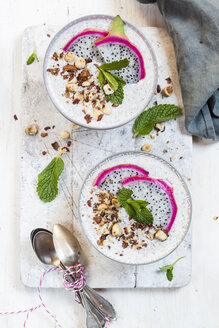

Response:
(83, 285), (117, 320)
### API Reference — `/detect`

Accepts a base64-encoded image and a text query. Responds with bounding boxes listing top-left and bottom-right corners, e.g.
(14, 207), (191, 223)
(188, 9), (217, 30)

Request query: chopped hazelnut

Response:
(145, 232), (154, 241)
(97, 203), (108, 212)
(162, 86), (173, 97)
(60, 130), (70, 139)
(112, 223), (122, 237)
(155, 123), (165, 132)
(71, 123), (80, 130)
(108, 222), (114, 231)
(124, 226), (131, 235)
(103, 84), (114, 95)
(102, 105), (112, 115)
(25, 124), (38, 136)
(141, 144), (152, 152)
(155, 230), (168, 241)
(41, 132), (48, 138)
(73, 92), (84, 103)
(66, 83), (77, 93)
(93, 110), (101, 121)
(170, 154), (177, 162)
(150, 133), (155, 139)
(58, 147), (69, 156)
(75, 57), (86, 69)
(213, 216), (218, 221)
(111, 198), (120, 207)
(64, 52), (75, 63)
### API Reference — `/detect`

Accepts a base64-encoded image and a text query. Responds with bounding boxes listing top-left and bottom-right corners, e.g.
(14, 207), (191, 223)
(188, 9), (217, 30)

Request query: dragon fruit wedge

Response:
(94, 15), (146, 83)
(121, 175), (177, 232)
(63, 29), (108, 61)
(93, 164), (149, 193)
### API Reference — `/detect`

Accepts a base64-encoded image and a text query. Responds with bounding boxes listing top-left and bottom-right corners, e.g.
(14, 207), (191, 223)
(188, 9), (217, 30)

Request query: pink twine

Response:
(0, 264), (108, 328)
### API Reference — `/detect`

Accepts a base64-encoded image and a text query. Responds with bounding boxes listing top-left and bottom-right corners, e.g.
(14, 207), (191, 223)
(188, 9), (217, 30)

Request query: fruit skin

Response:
(63, 29), (108, 52)
(121, 175), (177, 232)
(93, 164), (149, 187)
(94, 15), (146, 81)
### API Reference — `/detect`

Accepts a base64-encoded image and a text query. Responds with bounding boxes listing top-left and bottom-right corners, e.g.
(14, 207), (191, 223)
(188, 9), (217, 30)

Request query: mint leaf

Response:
(117, 188), (133, 206)
(117, 188), (153, 226)
(99, 59), (129, 71)
(26, 43), (39, 65)
(98, 70), (105, 88)
(166, 269), (173, 281)
(134, 207), (153, 225)
(37, 157), (64, 202)
(100, 69), (118, 91)
(133, 104), (183, 137)
(106, 85), (124, 105)
(160, 256), (185, 282)
(112, 74), (126, 86)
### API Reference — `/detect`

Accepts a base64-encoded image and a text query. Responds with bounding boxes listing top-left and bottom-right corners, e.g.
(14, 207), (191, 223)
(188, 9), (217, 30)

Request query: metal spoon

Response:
(31, 229), (104, 328)
(53, 224), (117, 321)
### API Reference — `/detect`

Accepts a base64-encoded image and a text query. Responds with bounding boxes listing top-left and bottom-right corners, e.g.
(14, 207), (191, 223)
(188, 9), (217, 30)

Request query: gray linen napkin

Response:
(138, 0), (219, 140)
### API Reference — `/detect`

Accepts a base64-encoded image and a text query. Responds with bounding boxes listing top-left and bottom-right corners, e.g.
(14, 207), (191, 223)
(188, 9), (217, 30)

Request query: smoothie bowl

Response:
(43, 15), (157, 129)
(79, 152), (191, 265)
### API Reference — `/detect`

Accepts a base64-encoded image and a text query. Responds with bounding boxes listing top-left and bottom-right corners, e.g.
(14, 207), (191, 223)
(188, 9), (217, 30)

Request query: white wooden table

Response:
(0, 1), (218, 327)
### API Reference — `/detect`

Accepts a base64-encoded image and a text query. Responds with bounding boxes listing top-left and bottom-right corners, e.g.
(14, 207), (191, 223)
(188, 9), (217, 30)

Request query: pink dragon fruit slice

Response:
(121, 175), (177, 232)
(93, 164), (149, 193)
(63, 29), (108, 61)
(94, 15), (146, 83)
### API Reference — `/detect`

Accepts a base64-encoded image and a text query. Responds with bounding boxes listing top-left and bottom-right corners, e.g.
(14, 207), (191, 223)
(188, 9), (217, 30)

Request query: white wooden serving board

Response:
(20, 26), (192, 288)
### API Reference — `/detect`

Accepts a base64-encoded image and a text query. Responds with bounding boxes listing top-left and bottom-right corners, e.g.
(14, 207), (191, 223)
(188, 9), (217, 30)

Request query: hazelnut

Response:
(58, 147), (69, 156)
(213, 216), (218, 221)
(72, 123), (80, 130)
(141, 144), (152, 152)
(108, 222), (114, 231)
(60, 130), (70, 139)
(103, 84), (114, 95)
(112, 223), (122, 237)
(66, 83), (77, 92)
(155, 123), (165, 132)
(111, 199), (120, 207)
(145, 232), (154, 241)
(97, 203), (108, 212)
(170, 154), (177, 162)
(68, 76), (77, 84)
(82, 81), (90, 87)
(64, 52), (75, 63)
(25, 124), (38, 136)
(93, 110), (101, 121)
(124, 226), (131, 235)
(162, 86), (173, 97)
(102, 228), (110, 235)
(102, 105), (112, 115)
(73, 92), (84, 103)
(155, 230), (168, 241)
(150, 133), (155, 139)
(75, 57), (86, 69)
(89, 90), (97, 101)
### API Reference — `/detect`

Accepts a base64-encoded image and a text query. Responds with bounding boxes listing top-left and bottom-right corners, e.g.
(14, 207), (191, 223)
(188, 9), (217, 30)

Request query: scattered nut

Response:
(73, 92), (84, 104)
(103, 84), (114, 95)
(64, 52), (75, 63)
(108, 222), (114, 231)
(82, 81), (90, 87)
(112, 223), (122, 237)
(170, 154), (177, 162)
(93, 110), (101, 121)
(155, 230), (168, 241)
(145, 232), (154, 241)
(111, 199), (120, 207)
(124, 226), (131, 235)
(162, 86), (173, 97)
(213, 216), (218, 221)
(97, 204), (108, 212)
(58, 146), (69, 156)
(68, 76), (77, 84)
(41, 132), (48, 138)
(141, 144), (152, 152)
(51, 141), (60, 151)
(72, 123), (80, 130)
(75, 57), (86, 69)
(60, 130), (70, 139)
(155, 123), (165, 132)
(102, 105), (112, 115)
(150, 133), (155, 139)
(102, 228), (110, 235)
(25, 124), (38, 136)
(66, 83), (77, 92)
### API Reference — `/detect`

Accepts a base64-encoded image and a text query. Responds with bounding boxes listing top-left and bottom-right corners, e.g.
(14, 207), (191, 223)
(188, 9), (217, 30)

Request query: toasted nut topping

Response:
(73, 92), (84, 103)
(213, 216), (218, 221)
(68, 76), (77, 84)
(25, 124), (38, 136)
(64, 52), (75, 63)
(162, 86), (173, 97)
(155, 230), (168, 241)
(155, 123), (165, 132)
(124, 226), (131, 235)
(75, 57), (86, 69)
(72, 123), (80, 130)
(141, 144), (152, 152)
(66, 83), (77, 92)
(102, 105), (112, 115)
(97, 203), (108, 212)
(108, 222), (114, 231)
(58, 146), (69, 156)
(145, 232), (154, 240)
(112, 223), (122, 237)
(60, 130), (70, 139)
(170, 154), (177, 162)
(93, 110), (101, 121)
(112, 199), (120, 207)
(103, 84), (114, 95)
(150, 133), (156, 139)
(99, 220), (105, 227)
(102, 228), (110, 235)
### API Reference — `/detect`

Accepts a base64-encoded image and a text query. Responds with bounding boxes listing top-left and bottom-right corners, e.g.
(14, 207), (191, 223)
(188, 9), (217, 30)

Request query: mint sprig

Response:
(117, 188), (153, 226)
(160, 256), (185, 281)
(37, 156), (64, 202)
(26, 42), (39, 65)
(133, 104), (183, 137)
(98, 59), (129, 105)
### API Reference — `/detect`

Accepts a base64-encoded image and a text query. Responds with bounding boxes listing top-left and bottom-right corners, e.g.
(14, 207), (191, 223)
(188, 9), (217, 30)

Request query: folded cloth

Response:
(140, 0), (219, 140)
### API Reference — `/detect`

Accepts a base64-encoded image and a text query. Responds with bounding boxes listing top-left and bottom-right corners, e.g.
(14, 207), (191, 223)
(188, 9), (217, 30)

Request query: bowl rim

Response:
(43, 14), (158, 130)
(78, 150), (192, 266)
